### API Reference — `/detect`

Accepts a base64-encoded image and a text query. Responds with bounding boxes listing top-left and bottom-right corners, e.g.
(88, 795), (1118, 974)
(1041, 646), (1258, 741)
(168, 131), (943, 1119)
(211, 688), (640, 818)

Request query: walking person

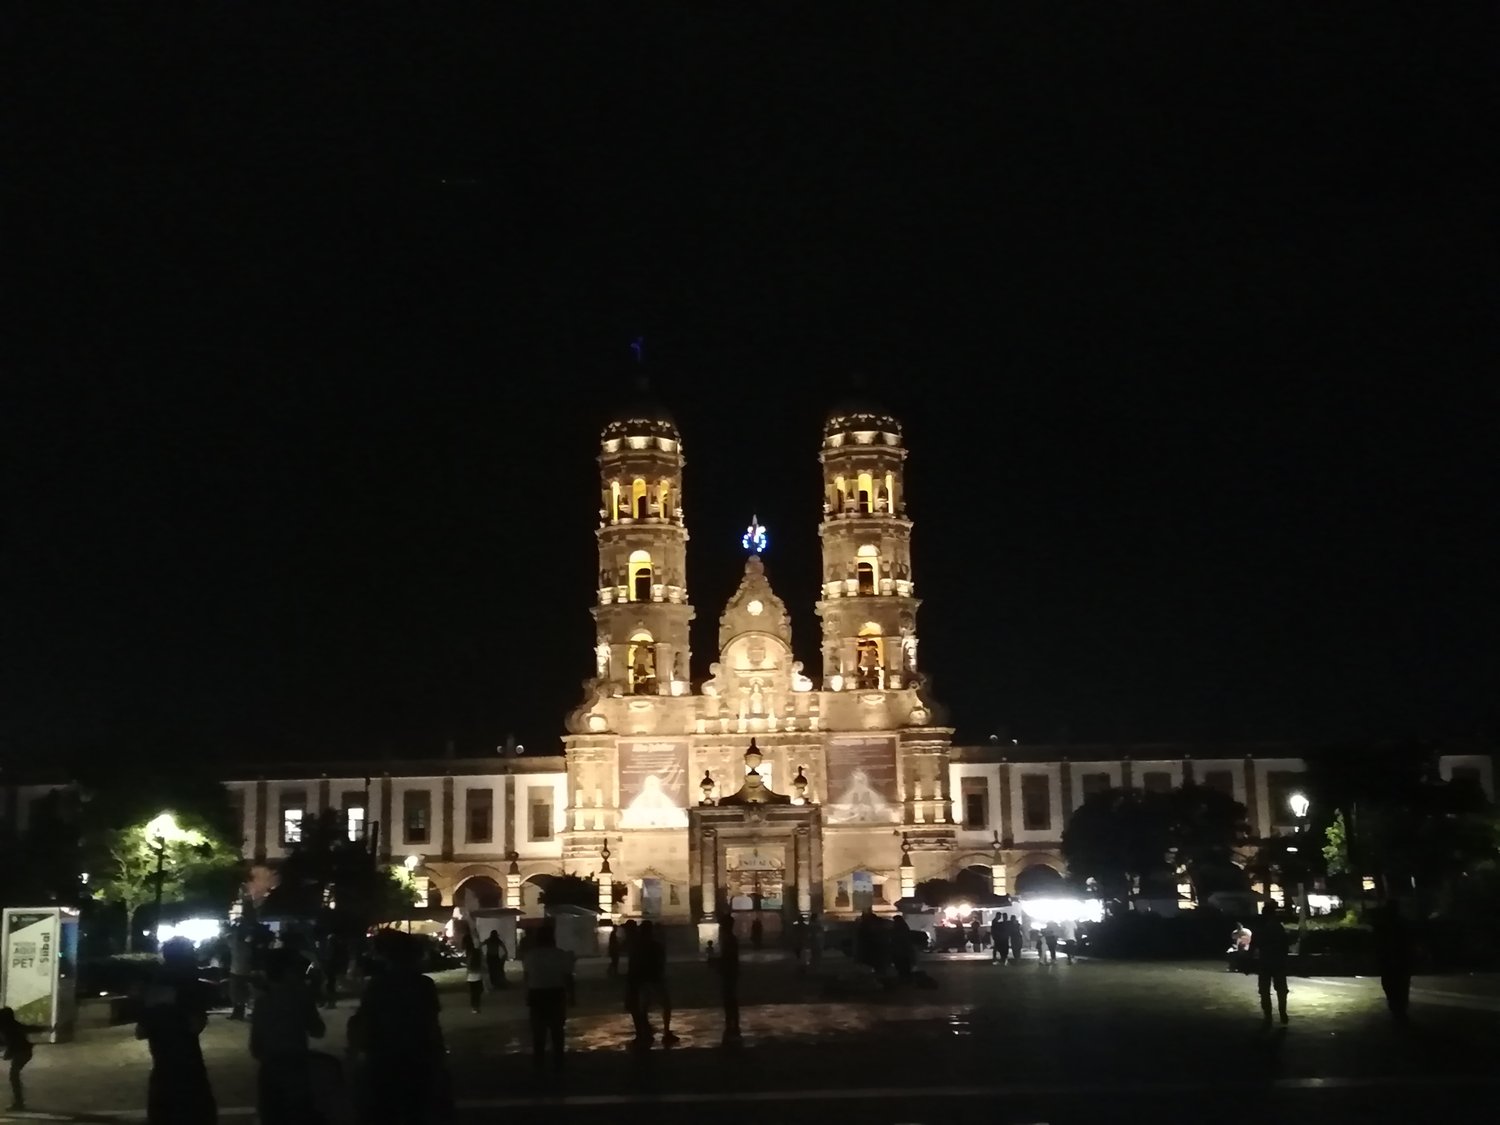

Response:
(629, 921), (678, 1046)
(1007, 915), (1024, 963)
(0, 1008), (44, 1112)
(891, 915), (915, 983)
(463, 937), (485, 1013)
(251, 947), (326, 1124)
(1043, 922), (1061, 964)
(521, 924), (576, 1075)
(1251, 902), (1291, 1026)
(135, 937), (218, 1124)
(347, 931), (451, 1125)
(716, 914), (742, 1039)
(227, 922), (254, 1021)
(606, 925), (621, 979)
(321, 932), (349, 1010)
(1372, 900), (1415, 1023)
(483, 930), (509, 990)
(991, 914), (1008, 964)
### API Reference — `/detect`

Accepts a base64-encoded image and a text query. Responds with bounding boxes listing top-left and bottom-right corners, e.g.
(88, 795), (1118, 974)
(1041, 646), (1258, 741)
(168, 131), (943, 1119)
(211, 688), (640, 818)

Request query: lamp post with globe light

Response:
(1287, 792), (1312, 950)
(145, 813), (195, 950)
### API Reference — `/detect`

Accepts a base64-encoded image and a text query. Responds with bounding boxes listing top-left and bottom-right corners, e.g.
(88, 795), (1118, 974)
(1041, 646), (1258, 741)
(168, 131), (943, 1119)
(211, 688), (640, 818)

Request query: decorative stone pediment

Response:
(718, 555), (792, 653)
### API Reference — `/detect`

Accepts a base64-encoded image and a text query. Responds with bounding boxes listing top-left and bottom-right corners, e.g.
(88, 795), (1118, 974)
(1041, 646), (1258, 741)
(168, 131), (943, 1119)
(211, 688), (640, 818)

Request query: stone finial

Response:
(900, 832), (913, 868)
(744, 738), (764, 772)
(792, 765), (809, 801)
(700, 770), (716, 805)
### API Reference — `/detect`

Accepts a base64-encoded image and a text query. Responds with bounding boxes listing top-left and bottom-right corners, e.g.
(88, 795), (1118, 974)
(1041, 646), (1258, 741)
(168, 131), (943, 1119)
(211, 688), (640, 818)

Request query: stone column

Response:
(796, 825), (813, 916)
(253, 778), (269, 863)
(701, 828), (718, 917)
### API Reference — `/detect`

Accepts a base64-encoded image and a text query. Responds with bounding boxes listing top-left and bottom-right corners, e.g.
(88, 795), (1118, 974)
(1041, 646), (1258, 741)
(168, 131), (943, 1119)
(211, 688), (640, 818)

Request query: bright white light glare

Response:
(1288, 792), (1310, 819)
(156, 918), (221, 946)
(1306, 893), (1341, 913)
(404, 854), (421, 872)
(145, 813), (201, 845)
(1019, 897), (1104, 925)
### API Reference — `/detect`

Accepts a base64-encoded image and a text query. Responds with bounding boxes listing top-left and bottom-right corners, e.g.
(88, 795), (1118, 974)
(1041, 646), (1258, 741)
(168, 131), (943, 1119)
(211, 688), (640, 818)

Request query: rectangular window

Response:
(1142, 771), (1172, 794)
(960, 776), (989, 829)
(226, 789), (246, 849)
(1019, 774), (1051, 832)
(1081, 772), (1110, 800)
(527, 786), (554, 842)
(403, 790), (432, 845)
(1202, 770), (1235, 797)
(279, 790), (307, 846)
(341, 792), (367, 841)
(465, 788), (494, 844)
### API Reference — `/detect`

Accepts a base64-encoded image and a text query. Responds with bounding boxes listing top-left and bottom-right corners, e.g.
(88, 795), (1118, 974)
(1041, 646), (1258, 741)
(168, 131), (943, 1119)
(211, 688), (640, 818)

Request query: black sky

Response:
(5, 6), (1497, 770)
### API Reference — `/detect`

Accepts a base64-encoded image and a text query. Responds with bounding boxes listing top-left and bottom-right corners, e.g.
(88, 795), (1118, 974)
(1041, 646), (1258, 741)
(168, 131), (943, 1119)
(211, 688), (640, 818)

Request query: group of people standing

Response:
(986, 913), (1072, 964)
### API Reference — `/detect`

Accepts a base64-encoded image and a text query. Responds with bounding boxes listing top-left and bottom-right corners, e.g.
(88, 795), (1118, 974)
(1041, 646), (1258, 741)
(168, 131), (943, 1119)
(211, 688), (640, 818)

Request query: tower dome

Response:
(823, 396), (902, 446)
(602, 387), (679, 443)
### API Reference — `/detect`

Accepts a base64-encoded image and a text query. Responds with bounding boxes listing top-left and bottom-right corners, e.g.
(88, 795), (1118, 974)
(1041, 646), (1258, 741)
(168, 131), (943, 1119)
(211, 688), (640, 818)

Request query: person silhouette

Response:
(1251, 903), (1291, 1025)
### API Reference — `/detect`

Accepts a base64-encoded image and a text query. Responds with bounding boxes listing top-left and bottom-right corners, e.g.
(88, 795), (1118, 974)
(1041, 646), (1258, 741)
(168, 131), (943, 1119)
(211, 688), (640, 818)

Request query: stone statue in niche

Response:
(595, 641), (611, 679)
(901, 633), (918, 673)
(749, 679), (765, 715)
(674, 652), (686, 682)
(791, 661), (814, 692)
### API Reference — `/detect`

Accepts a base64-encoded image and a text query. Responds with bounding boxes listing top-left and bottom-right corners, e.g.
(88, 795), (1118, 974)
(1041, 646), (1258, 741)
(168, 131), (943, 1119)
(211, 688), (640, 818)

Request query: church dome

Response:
(823, 395), (902, 443)
(601, 381), (680, 442)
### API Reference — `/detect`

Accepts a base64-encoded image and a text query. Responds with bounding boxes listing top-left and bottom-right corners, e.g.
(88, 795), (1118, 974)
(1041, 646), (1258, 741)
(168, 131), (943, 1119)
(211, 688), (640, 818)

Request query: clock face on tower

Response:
(746, 599), (764, 616)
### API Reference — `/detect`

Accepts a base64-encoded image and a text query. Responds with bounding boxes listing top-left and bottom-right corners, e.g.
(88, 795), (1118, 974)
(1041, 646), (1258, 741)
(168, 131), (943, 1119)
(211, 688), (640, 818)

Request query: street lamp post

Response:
(1288, 792), (1312, 953)
(144, 812), (188, 952)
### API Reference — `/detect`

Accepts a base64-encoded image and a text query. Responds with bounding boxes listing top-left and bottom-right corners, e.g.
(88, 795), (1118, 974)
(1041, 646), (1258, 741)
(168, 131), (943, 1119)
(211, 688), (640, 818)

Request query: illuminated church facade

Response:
(6, 401), (1492, 926)
(556, 399), (953, 928)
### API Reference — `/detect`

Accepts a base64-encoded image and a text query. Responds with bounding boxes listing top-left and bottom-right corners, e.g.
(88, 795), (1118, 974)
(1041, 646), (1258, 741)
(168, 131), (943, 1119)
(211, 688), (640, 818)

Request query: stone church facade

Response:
(558, 399), (954, 930)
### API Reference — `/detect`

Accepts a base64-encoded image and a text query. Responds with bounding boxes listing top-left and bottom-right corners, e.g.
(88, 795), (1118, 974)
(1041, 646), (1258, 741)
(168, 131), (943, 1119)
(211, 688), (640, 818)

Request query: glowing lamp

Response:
(1288, 792), (1310, 820)
(741, 515), (768, 554)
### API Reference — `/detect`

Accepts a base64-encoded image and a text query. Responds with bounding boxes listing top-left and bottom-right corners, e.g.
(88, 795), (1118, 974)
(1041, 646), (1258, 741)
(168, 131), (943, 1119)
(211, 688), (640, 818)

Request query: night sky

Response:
(6, 7), (1496, 771)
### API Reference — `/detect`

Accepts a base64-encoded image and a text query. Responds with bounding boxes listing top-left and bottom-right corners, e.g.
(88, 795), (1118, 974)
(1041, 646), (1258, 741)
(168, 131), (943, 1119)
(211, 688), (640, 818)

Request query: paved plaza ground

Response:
(9, 954), (1500, 1123)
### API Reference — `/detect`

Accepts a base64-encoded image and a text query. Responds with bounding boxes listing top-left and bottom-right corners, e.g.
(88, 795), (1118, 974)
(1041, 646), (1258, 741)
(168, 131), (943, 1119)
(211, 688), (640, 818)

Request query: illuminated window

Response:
(628, 630), (657, 694)
(632, 479), (648, 521)
(527, 786), (554, 842)
(856, 562), (875, 595)
(856, 624), (882, 688)
(628, 549), (653, 602)
(341, 792), (367, 841)
(857, 472), (873, 514)
(657, 480), (671, 518)
(280, 792), (306, 846)
(610, 480), (622, 521)
(403, 790), (431, 844)
(885, 472), (896, 513)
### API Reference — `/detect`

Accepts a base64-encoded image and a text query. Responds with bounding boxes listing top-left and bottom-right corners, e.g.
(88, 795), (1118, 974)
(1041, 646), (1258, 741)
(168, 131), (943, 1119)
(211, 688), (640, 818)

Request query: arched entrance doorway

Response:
(1014, 863), (1065, 896)
(454, 875), (503, 911)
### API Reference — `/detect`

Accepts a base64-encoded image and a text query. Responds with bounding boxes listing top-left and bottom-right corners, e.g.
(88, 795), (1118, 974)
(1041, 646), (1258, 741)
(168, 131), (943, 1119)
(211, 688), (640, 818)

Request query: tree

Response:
(1062, 784), (1250, 902)
(0, 770), (245, 950)
(263, 810), (418, 935)
(538, 873), (627, 911)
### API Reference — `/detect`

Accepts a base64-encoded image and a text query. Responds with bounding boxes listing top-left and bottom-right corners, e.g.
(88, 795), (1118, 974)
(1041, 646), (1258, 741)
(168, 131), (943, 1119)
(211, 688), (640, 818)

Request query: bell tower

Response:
(814, 399), (921, 692)
(592, 393), (694, 696)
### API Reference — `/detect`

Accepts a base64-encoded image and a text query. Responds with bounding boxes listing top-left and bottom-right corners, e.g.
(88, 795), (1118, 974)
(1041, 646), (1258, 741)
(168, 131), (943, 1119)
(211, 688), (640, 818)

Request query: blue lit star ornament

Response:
(742, 515), (768, 554)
